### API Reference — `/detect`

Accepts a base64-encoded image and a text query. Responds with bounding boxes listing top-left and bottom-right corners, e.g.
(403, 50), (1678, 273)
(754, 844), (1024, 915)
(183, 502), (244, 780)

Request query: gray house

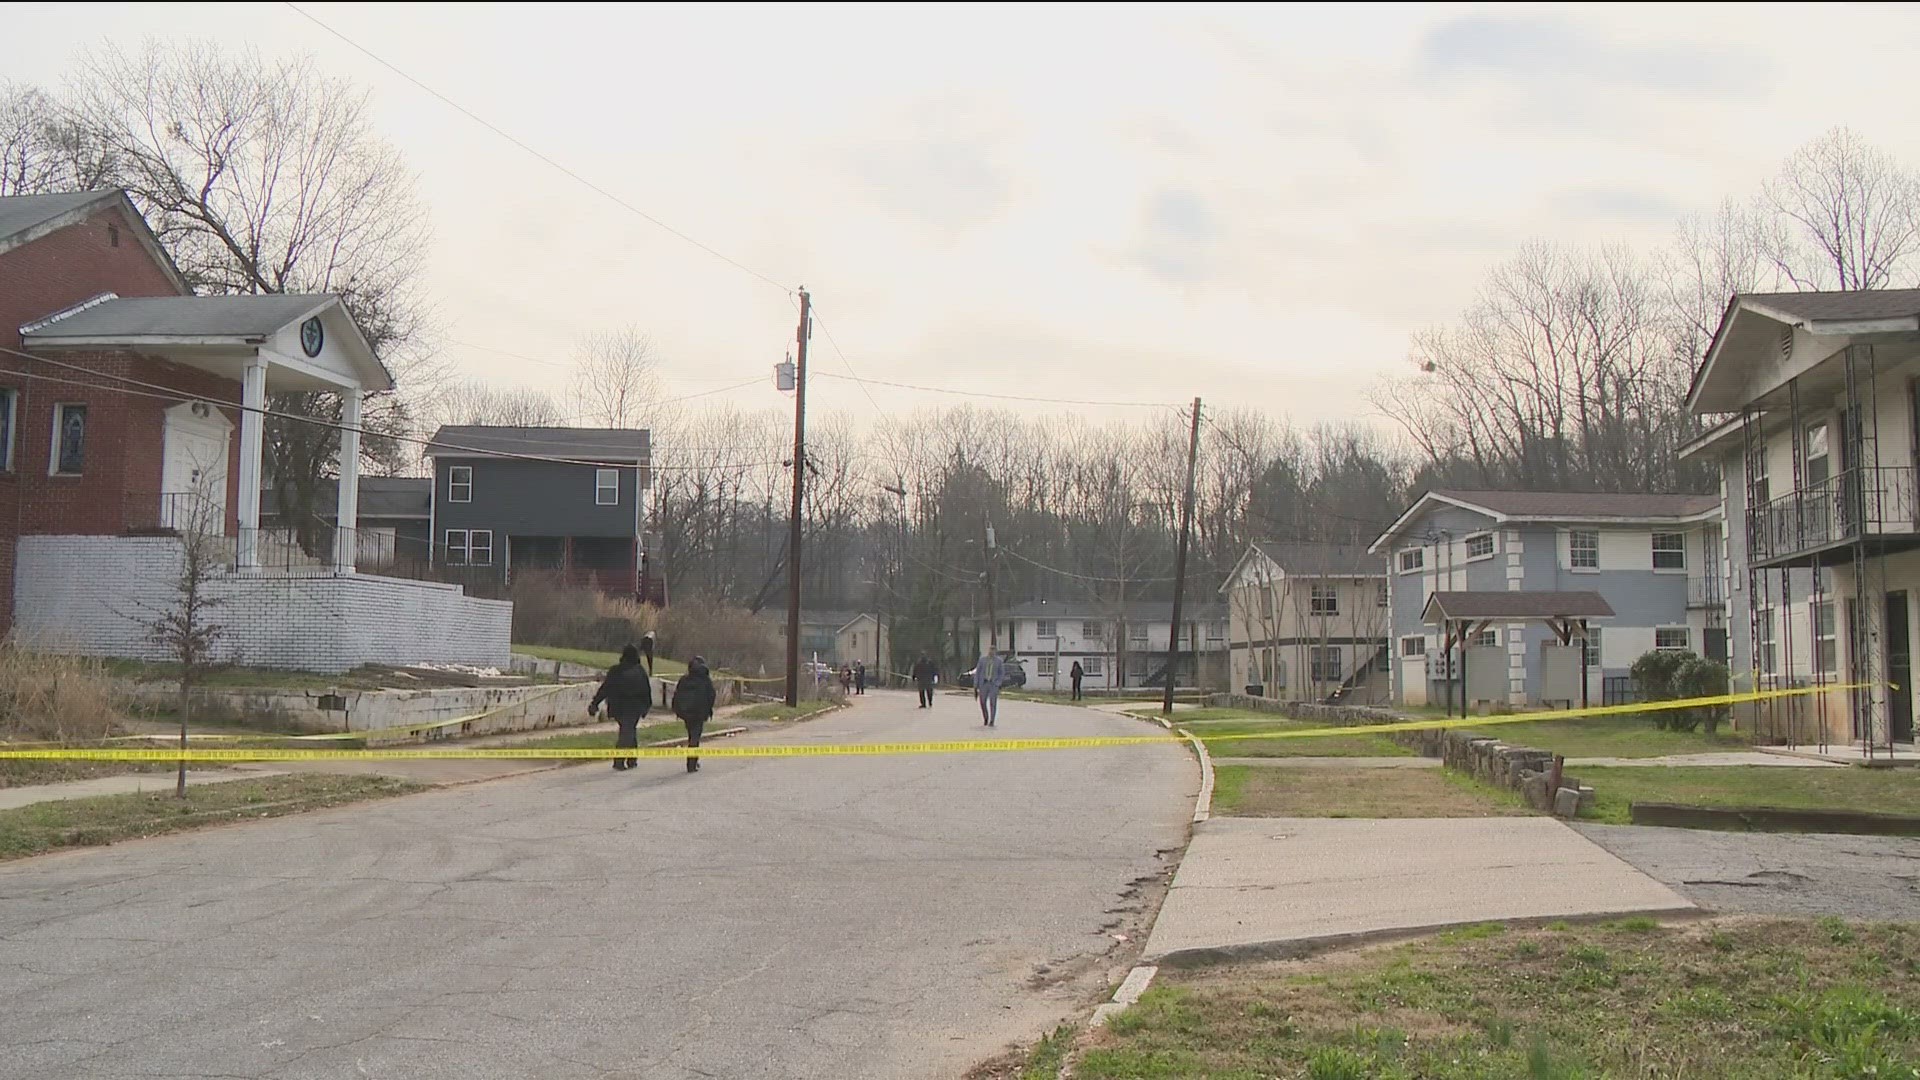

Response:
(1367, 490), (1723, 710)
(423, 425), (651, 596)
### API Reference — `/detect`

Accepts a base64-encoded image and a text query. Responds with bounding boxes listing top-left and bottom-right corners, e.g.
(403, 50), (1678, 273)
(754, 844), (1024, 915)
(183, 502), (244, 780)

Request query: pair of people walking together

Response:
(590, 637), (716, 773)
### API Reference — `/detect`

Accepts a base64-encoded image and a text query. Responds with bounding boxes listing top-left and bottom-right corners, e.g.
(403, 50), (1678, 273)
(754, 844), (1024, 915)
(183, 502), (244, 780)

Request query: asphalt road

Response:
(1572, 822), (1920, 920)
(0, 691), (1194, 1080)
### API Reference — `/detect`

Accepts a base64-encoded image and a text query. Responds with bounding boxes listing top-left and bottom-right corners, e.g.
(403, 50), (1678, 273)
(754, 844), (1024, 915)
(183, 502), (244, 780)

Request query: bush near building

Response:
(1630, 648), (1730, 734)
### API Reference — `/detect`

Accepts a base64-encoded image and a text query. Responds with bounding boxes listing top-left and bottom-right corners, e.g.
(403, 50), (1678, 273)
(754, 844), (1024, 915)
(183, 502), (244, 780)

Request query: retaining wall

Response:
(118, 680), (597, 739)
(15, 535), (512, 673)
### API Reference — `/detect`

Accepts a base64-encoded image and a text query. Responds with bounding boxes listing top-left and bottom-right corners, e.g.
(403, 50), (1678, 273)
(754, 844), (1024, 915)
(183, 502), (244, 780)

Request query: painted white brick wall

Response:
(14, 535), (512, 674)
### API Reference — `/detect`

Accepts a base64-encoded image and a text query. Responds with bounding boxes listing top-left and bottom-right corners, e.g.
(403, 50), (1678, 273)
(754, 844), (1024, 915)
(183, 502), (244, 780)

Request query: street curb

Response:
(1144, 906), (1707, 969)
(1088, 963), (1159, 1028)
(1179, 728), (1214, 823)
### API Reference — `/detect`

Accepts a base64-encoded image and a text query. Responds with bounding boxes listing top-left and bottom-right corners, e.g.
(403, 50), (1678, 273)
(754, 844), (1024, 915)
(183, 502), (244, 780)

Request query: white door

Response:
(161, 403), (232, 533)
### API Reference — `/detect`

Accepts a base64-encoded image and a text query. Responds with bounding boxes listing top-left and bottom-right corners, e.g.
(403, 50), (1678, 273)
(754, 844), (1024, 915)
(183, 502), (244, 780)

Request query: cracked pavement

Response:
(0, 692), (1194, 1079)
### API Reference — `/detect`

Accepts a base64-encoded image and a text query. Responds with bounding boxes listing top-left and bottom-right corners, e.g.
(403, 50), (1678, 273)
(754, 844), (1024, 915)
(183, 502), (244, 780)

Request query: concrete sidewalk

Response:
(1144, 816), (1696, 965)
(0, 768), (286, 810)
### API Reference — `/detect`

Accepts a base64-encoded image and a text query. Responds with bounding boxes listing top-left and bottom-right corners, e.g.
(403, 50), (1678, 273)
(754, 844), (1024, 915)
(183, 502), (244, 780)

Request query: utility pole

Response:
(784, 288), (811, 707)
(1164, 397), (1202, 715)
(983, 521), (998, 651)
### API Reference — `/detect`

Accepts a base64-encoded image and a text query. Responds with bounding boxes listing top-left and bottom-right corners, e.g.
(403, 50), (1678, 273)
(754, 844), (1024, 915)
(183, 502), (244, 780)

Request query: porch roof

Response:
(23, 293), (392, 392)
(1421, 591), (1614, 623)
(1688, 289), (1920, 415)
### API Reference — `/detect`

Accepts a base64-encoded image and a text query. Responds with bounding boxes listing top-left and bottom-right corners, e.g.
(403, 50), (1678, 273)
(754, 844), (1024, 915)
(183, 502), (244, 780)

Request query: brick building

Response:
(0, 189), (509, 670)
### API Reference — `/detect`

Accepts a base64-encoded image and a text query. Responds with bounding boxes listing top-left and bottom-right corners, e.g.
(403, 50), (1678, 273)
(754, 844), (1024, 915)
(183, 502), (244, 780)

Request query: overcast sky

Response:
(9, 2), (1920, 429)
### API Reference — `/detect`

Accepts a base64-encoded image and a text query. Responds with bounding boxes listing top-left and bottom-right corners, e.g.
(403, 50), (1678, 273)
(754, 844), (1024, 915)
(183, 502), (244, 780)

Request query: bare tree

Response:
(0, 80), (114, 196)
(429, 379), (566, 429)
(571, 328), (663, 429)
(65, 43), (437, 536)
(1757, 126), (1920, 292)
(137, 491), (227, 798)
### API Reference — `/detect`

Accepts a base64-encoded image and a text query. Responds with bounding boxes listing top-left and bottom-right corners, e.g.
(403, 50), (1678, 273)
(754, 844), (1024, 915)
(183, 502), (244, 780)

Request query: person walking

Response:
(672, 656), (717, 773)
(854, 661), (866, 696)
(974, 648), (1007, 727)
(589, 644), (653, 771)
(912, 651), (938, 708)
(1070, 659), (1085, 701)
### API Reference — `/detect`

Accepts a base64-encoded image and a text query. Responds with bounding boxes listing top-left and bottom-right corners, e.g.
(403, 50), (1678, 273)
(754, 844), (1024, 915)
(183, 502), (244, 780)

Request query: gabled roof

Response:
(1369, 489), (1720, 552)
(425, 425), (651, 463)
(1422, 591), (1615, 622)
(0, 189), (189, 293)
(25, 294), (335, 338)
(1688, 289), (1920, 414)
(1218, 540), (1385, 595)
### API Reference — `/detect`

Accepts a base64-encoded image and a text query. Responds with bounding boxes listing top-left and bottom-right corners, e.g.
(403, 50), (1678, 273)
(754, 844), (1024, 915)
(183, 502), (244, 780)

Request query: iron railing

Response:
(1686, 575), (1725, 608)
(1748, 466), (1918, 563)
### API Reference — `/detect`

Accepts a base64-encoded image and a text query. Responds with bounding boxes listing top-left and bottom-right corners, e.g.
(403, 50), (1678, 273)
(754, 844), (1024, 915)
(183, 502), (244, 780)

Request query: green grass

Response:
(0, 774), (423, 861)
(733, 699), (840, 722)
(1019, 1023), (1077, 1079)
(1076, 918), (1920, 1079)
(1212, 765), (1532, 818)
(1453, 715), (1755, 759)
(1177, 718), (1412, 758)
(1576, 765), (1920, 825)
(514, 644), (689, 676)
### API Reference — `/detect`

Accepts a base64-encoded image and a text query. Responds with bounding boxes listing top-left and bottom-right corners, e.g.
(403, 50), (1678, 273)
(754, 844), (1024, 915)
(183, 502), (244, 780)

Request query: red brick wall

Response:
(0, 199), (215, 636)
(0, 202), (186, 352)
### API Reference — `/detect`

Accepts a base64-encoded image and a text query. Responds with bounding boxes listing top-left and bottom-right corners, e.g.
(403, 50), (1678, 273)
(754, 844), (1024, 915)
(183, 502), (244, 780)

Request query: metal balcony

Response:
(1686, 576), (1725, 608)
(1747, 466), (1920, 568)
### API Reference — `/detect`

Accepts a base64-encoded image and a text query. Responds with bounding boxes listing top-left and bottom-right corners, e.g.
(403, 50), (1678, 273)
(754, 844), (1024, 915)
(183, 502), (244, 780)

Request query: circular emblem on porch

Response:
(300, 316), (325, 357)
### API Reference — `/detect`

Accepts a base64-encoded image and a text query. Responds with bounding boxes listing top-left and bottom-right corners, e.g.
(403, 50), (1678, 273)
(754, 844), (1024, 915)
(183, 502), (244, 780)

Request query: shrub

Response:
(508, 576), (782, 675)
(1630, 648), (1730, 732)
(0, 645), (122, 742)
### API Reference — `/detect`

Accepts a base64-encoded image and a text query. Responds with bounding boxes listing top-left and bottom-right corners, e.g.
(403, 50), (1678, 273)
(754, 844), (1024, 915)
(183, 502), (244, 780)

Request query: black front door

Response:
(1704, 627), (1728, 664)
(1887, 591), (1914, 743)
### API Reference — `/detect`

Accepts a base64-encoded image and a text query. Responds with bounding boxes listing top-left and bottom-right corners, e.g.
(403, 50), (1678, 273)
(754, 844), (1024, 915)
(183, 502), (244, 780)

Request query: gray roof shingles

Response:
(0, 190), (115, 245)
(25, 294), (332, 339)
(425, 425), (650, 462)
(1251, 540), (1386, 575)
(1434, 489), (1719, 520)
(1742, 289), (1920, 323)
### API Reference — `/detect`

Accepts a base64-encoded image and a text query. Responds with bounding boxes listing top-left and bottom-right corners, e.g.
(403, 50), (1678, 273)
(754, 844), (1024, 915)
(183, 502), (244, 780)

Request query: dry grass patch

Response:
(1074, 917), (1920, 1078)
(1212, 765), (1533, 818)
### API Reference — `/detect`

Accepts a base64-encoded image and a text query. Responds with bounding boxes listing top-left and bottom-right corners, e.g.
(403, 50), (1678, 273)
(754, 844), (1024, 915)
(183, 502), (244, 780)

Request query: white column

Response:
(235, 356), (268, 568)
(334, 390), (361, 574)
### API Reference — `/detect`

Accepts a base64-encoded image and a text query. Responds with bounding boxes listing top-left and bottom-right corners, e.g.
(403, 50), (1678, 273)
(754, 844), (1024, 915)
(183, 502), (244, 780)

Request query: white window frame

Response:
(1399, 547), (1424, 574)
(1465, 533), (1495, 561)
(1473, 628), (1499, 647)
(1654, 627), (1690, 653)
(1037, 656), (1057, 677)
(50, 402), (86, 476)
(448, 465), (473, 504)
(1756, 609), (1776, 676)
(1309, 582), (1338, 616)
(468, 529), (494, 566)
(1400, 635), (1426, 657)
(1035, 619), (1057, 639)
(1207, 620), (1225, 643)
(1569, 530), (1599, 571)
(1583, 626), (1602, 668)
(1083, 656), (1104, 676)
(0, 387), (14, 471)
(1129, 623), (1148, 645)
(445, 529), (470, 565)
(1310, 646), (1342, 683)
(596, 468), (619, 506)
(1082, 620), (1104, 640)
(1815, 600), (1837, 674)
(1651, 532), (1686, 572)
(1750, 450), (1771, 506)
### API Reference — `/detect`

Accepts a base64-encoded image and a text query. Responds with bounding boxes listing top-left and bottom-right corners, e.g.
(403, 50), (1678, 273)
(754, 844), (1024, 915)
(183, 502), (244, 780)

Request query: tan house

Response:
(833, 613), (889, 673)
(1683, 288), (1920, 757)
(1218, 541), (1391, 703)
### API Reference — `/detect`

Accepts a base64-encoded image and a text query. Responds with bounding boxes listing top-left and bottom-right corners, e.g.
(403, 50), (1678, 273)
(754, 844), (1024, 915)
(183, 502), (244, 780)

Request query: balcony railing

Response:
(1686, 576), (1725, 608)
(1748, 466), (1918, 564)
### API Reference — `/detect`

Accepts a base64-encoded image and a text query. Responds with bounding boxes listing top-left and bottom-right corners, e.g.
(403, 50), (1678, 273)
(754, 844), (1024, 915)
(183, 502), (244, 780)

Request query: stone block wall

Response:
(15, 535), (511, 673)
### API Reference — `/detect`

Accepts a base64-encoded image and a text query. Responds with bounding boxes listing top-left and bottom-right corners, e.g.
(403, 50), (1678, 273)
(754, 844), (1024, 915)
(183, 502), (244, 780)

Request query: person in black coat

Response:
(911, 652), (938, 708)
(590, 644), (653, 771)
(672, 656), (718, 773)
(1070, 659), (1085, 701)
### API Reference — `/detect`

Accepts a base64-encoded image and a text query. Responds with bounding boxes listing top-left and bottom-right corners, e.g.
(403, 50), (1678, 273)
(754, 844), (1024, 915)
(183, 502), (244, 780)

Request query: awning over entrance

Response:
(1421, 591), (1615, 624)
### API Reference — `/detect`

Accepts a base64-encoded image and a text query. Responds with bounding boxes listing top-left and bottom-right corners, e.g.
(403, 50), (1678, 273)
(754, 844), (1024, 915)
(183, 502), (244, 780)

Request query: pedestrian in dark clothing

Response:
(912, 652), (938, 708)
(1070, 660), (1085, 701)
(672, 656), (718, 773)
(854, 661), (867, 695)
(590, 644), (653, 771)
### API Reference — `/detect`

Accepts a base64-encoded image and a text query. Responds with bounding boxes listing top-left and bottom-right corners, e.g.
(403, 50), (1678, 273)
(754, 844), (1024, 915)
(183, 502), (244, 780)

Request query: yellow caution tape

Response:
(0, 683), (1855, 762)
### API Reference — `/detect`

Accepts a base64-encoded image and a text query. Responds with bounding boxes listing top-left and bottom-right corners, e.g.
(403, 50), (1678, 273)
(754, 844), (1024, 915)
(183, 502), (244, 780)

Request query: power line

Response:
(0, 346), (779, 473)
(809, 370), (1175, 409)
(282, 1), (794, 295)
(999, 546), (1180, 584)
(806, 307), (884, 415)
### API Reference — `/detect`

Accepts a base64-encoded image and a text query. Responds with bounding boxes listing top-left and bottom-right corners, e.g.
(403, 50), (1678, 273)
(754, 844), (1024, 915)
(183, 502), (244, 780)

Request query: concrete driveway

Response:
(0, 692), (1194, 1080)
